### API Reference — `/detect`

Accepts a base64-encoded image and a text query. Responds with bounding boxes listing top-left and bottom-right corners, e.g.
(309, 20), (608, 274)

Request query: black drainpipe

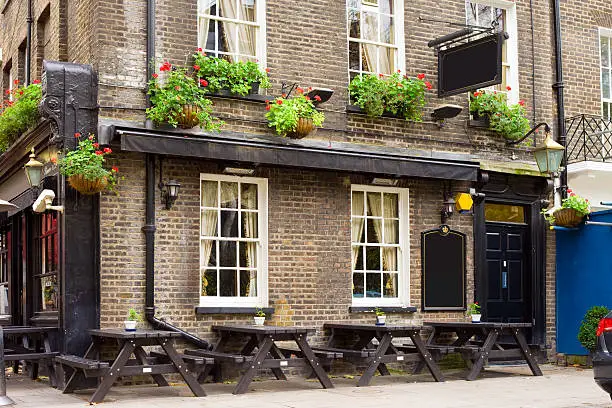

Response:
(25, 0), (32, 85)
(143, 0), (209, 349)
(552, 0), (567, 198)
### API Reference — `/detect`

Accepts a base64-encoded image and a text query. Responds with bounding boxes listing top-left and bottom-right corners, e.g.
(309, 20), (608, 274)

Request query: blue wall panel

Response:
(557, 210), (612, 355)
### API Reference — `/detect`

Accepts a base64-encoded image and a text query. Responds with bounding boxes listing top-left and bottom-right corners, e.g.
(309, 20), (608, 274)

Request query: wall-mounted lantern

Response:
(160, 179), (180, 209)
(24, 148), (44, 189)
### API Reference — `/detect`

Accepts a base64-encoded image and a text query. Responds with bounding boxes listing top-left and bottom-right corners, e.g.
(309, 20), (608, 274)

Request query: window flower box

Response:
(469, 90), (530, 142)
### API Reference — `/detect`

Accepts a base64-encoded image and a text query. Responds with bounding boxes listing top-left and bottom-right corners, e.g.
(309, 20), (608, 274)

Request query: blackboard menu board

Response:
(421, 226), (466, 311)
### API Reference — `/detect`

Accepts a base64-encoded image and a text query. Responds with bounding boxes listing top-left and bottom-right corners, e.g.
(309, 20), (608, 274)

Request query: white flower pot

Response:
(471, 314), (482, 323)
(124, 320), (137, 331)
(254, 316), (265, 326)
(376, 315), (386, 325)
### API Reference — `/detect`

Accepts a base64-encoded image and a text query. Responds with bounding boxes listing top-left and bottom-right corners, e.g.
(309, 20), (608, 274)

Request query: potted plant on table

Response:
(124, 308), (142, 332)
(374, 307), (386, 326)
(265, 87), (325, 138)
(254, 307), (266, 326)
(467, 302), (482, 323)
(193, 52), (271, 96)
(58, 133), (118, 195)
(147, 61), (222, 130)
(469, 89), (531, 142)
(542, 189), (591, 228)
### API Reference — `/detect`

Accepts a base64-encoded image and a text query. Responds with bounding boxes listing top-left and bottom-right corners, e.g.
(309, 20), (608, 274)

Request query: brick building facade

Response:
(0, 0), (566, 359)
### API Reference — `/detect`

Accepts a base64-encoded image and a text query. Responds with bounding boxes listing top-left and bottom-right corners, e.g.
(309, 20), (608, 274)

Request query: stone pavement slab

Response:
(4, 364), (610, 408)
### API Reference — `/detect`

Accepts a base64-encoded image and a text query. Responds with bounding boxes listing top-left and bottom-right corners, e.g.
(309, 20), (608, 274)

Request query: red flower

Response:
(281, 93), (287, 98)
(305, 95), (311, 101)
(4, 90), (9, 95)
(473, 91), (480, 97)
(276, 99), (283, 105)
(379, 73), (384, 78)
(193, 65), (200, 71)
(93, 143), (100, 148)
(506, 86), (512, 91)
(518, 100), (525, 106)
(103, 147), (112, 154)
(200, 79), (208, 87)
(296, 87), (304, 94)
(567, 189), (573, 193)
(50, 157), (57, 164)
(88, 135), (94, 140)
(417, 73), (425, 80)
(474, 302), (479, 305)
(112, 166), (119, 173)
(174, 85), (181, 91)
(33, 79), (41, 84)
(13, 79), (19, 85)
(6, 101), (12, 107)
(160, 61), (172, 72)
(152, 73), (159, 79)
(265, 105), (271, 111)
(74, 132), (81, 138)
(425, 81), (432, 90)
(18, 90), (23, 95)
(198, 48), (203, 52)
(397, 69), (401, 73)
(95, 151), (103, 156)
(314, 95), (322, 102)
(265, 68), (270, 73)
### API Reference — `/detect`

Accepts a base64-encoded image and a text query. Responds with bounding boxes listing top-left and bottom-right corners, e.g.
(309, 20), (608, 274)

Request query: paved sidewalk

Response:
(6, 364), (610, 407)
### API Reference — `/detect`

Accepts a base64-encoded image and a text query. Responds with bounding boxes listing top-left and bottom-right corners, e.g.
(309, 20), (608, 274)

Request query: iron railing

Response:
(566, 114), (612, 163)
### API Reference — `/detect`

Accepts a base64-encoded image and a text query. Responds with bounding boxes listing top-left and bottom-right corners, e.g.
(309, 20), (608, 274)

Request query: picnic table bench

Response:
(2, 326), (58, 385)
(193, 325), (337, 394)
(323, 323), (444, 386)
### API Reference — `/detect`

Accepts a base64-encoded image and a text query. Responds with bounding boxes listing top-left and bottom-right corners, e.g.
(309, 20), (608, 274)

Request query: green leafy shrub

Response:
(0, 81), (42, 151)
(348, 72), (430, 121)
(146, 61), (222, 130)
(193, 51), (271, 96)
(58, 133), (118, 191)
(265, 87), (325, 136)
(126, 308), (143, 322)
(578, 305), (609, 352)
(469, 89), (530, 141)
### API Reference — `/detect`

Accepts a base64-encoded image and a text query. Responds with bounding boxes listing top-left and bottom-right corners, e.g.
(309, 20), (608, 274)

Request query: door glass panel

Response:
(484, 203), (525, 223)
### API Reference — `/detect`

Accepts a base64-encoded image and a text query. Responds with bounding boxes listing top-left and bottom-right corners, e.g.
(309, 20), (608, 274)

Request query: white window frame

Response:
(199, 173), (268, 307)
(346, 0), (406, 78)
(351, 184), (410, 307)
(7, 71), (12, 101)
(196, 0), (267, 67)
(465, 0), (519, 104)
(600, 28), (612, 118)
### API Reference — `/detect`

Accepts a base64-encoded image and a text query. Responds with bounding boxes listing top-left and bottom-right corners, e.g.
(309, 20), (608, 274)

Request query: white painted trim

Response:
(567, 160), (612, 174)
(350, 184), (410, 307)
(599, 28), (612, 117)
(198, 173), (268, 308)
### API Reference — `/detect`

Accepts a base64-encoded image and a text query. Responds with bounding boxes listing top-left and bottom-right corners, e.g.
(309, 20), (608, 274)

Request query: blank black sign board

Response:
(421, 227), (466, 311)
(438, 32), (504, 98)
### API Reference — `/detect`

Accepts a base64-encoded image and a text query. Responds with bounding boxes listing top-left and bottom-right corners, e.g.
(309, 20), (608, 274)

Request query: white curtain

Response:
(242, 184), (258, 297)
(198, 0), (215, 49)
(201, 186), (219, 296)
(351, 193), (365, 270)
(367, 193), (398, 297)
(220, 0), (257, 60)
(363, 13), (377, 73)
(362, 11), (392, 74)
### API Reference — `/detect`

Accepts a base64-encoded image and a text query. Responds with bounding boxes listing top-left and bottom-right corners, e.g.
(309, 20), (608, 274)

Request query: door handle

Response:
(502, 271), (508, 289)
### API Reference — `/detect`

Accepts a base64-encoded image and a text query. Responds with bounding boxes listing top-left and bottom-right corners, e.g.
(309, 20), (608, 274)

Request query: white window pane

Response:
(238, 0), (257, 22)
(219, 0), (238, 18)
(365, 246), (380, 270)
(199, 18), (216, 52)
(240, 270), (257, 296)
(380, 15), (394, 44)
(199, 0), (216, 15)
(220, 270), (237, 296)
(201, 180), (218, 207)
(383, 273), (398, 297)
(349, 42), (360, 71)
(201, 210), (218, 236)
(219, 241), (237, 266)
(353, 273), (365, 298)
(220, 210), (239, 237)
(383, 193), (398, 218)
(361, 43), (376, 72)
(466, 2), (478, 26)
(241, 212), (258, 238)
(353, 245), (364, 269)
(202, 269), (217, 296)
(383, 220), (399, 244)
(382, 248), (397, 271)
(201, 240), (217, 266)
(378, 46), (395, 75)
(603, 37), (610, 68)
(348, 0), (360, 9)
(221, 182), (238, 208)
(379, 0), (392, 14)
(349, 8), (360, 38)
(241, 184), (258, 209)
(236, 24), (257, 57)
(603, 69), (610, 99)
(352, 191), (365, 215)
(239, 242), (257, 267)
(365, 272), (381, 297)
(362, 12), (378, 42)
(604, 102), (610, 119)
(367, 219), (382, 243)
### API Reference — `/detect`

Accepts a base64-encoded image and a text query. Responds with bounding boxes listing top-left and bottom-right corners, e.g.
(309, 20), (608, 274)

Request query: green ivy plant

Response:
(469, 89), (531, 141)
(146, 61), (222, 130)
(193, 51), (271, 96)
(265, 87), (325, 136)
(0, 80), (42, 152)
(58, 133), (118, 191)
(578, 305), (609, 352)
(348, 72), (430, 121)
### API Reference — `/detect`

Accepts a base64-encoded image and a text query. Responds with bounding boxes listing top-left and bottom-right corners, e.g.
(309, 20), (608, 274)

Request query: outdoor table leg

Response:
(61, 342), (97, 393)
(412, 328), (439, 375)
(408, 330), (444, 382)
(372, 339), (392, 376)
(466, 329), (499, 381)
(294, 333), (333, 389)
(356, 333), (392, 387)
(89, 340), (136, 403)
(160, 339), (206, 397)
(133, 346), (169, 387)
(233, 335), (274, 395)
(511, 329), (543, 376)
(268, 343), (288, 381)
(43, 333), (57, 387)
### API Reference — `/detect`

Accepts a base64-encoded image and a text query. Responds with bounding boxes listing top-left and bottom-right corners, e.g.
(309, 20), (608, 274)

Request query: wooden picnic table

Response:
(322, 323), (444, 386)
(418, 321), (543, 381)
(56, 329), (207, 403)
(190, 325), (334, 394)
(2, 326), (58, 384)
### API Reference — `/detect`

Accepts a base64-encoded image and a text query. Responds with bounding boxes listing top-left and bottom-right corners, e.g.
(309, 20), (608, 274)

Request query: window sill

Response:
(195, 306), (275, 315)
(346, 104), (407, 120)
(349, 306), (417, 314)
(209, 92), (273, 104)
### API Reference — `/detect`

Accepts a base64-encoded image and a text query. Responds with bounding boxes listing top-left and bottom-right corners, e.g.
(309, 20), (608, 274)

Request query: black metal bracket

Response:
(423, 16), (499, 50)
(506, 122), (550, 146)
(280, 82), (298, 98)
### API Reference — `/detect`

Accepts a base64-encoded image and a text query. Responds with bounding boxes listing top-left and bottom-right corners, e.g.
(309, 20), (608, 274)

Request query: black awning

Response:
(113, 126), (479, 182)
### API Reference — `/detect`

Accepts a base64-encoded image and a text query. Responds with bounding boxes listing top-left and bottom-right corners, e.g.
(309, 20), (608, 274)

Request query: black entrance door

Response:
(485, 222), (531, 324)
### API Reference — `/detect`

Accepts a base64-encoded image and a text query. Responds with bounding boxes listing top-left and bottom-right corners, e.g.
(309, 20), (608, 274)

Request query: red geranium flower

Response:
(417, 73), (425, 80)
(296, 87), (304, 94)
(518, 100), (525, 106)
(4, 90), (9, 95)
(265, 68), (270, 73)
(305, 95), (311, 101)
(379, 73), (384, 78)
(13, 79), (19, 85)
(112, 166), (119, 173)
(265, 105), (271, 111)
(152, 73), (159, 79)
(95, 151), (103, 156)
(74, 132), (81, 138)
(174, 85), (181, 91)
(506, 86), (512, 91)
(425, 81), (432, 90)
(33, 79), (41, 84)
(200, 79), (208, 87)
(103, 147), (112, 154)
(18, 90), (23, 95)
(193, 65), (200, 71)
(314, 95), (322, 102)
(50, 157), (57, 164)
(160, 61), (172, 72)
(276, 99), (283, 105)
(93, 143), (99, 148)
(198, 48), (203, 52)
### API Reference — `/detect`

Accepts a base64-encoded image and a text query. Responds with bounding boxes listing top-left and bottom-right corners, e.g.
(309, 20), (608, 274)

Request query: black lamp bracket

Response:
(422, 16), (500, 50)
(280, 82), (298, 99)
(506, 122), (550, 146)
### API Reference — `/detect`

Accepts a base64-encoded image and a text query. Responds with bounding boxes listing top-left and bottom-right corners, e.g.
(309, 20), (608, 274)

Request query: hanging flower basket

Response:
(287, 117), (314, 139)
(553, 208), (584, 228)
(177, 104), (201, 129)
(68, 174), (108, 195)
